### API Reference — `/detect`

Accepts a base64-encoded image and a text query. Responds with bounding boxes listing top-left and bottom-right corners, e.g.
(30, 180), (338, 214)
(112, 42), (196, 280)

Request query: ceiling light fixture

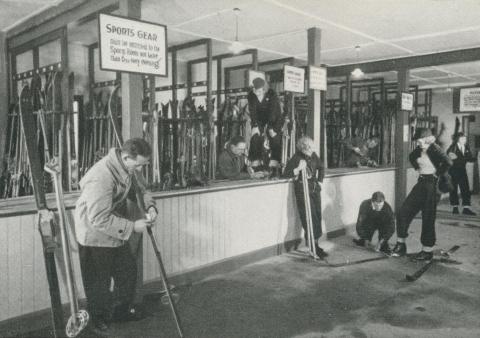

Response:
(351, 45), (364, 78)
(229, 8), (245, 54)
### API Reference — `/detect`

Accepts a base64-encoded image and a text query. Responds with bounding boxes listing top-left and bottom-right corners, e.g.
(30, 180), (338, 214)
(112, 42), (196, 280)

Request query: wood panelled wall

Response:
(0, 170), (396, 322)
(143, 182), (298, 282)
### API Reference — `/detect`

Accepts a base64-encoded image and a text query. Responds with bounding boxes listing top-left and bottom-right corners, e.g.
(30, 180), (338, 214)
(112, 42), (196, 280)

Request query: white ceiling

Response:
(4, 0), (480, 88)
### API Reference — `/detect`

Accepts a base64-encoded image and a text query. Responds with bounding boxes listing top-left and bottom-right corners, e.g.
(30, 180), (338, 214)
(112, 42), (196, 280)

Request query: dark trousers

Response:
(294, 182), (322, 241)
(78, 244), (137, 321)
(356, 215), (394, 242)
(397, 175), (439, 247)
(449, 167), (471, 206)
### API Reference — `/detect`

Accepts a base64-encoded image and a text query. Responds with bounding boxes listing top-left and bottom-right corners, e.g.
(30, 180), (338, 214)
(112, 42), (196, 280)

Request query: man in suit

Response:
(447, 132), (476, 216)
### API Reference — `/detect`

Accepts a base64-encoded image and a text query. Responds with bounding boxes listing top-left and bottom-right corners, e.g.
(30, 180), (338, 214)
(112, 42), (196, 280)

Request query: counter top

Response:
(0, 166), (396, 217)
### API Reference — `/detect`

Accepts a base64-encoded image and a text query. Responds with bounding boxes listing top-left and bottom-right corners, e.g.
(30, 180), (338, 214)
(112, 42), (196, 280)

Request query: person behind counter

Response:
(218, 135), (266, 180)
(392, 128), (452, 261)
(447, 132), (477, 216)
(74, 138), (158, 333)
(353, 191), (394, 255)
(283, 136), (328, 259)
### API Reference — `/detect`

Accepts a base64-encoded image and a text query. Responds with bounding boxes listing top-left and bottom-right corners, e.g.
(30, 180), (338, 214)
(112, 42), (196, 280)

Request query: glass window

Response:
(39, 39), (61, 67)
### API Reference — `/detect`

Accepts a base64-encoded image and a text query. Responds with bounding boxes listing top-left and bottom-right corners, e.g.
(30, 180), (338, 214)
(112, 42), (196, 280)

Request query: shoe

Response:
(391, 242), (406, 257)
(452, 207), (459, 214)
(379, 241), (391, 255)
(462, 208), (476, 216)
(352, 238), (366, 247)
(412, 251), (433, 261)
(315, 245), (329, 259)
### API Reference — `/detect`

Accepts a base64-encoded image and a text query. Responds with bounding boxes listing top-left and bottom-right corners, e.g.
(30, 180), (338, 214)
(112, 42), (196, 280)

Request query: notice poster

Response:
(401, 92), (413, 111)
(459, 87), (480, 112)
(309, 66), (327, 91)
(283, 65), (305, 93)
(99, 13), (168, 76)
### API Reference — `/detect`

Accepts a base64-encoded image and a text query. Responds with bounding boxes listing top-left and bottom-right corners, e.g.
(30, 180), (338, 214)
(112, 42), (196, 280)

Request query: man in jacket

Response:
(75, 138), (157, 333)
(353, 191), (394, 254)
(447, 132), (476, 215)
(392, 128), (452, 261)
(218, 135), (265, 180)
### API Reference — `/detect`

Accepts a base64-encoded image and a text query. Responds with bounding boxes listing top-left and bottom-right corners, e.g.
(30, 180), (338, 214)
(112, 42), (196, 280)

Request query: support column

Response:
(120, 0), (143, 140)
(119, 0), (144, 299)
(0, 32), (8, 175)
(395, 69), (410, 211)
(307, 27), (322, 155)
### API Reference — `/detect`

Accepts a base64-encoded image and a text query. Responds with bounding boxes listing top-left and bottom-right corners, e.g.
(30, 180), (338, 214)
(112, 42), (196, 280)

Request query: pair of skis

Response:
(405, 245), (460, 282)
(19, 83), (88, 337)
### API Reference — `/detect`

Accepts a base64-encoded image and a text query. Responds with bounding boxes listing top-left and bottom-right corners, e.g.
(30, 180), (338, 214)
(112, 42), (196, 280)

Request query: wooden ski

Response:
(18, 83), (65, 337)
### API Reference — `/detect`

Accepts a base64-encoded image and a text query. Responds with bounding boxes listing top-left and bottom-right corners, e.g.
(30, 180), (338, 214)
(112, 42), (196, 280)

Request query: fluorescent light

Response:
(351, 67), (364, 77)
(229, 40), (245, 54)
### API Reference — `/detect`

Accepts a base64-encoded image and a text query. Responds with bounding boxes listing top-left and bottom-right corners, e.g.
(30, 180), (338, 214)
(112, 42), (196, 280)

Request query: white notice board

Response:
(459, 87), (480, 112)
(401, 92), (414, 111)
(99, 13), (168, 77)
(283, 65), (305, 93)
(309, 66), (327, 91)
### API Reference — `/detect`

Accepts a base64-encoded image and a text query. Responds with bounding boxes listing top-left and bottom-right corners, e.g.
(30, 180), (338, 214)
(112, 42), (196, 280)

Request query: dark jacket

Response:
(409, 143), (452, 176)
(283, 151), (324, 192)
(218, 144), (250, 180)
(247, 89), (283, 132)
(356, 199), (394, 229)
(446, 143), (475, 169)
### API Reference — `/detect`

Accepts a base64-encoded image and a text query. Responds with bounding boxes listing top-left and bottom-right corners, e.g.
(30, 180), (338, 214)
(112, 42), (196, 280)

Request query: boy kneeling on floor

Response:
(353, 191), (395, 255)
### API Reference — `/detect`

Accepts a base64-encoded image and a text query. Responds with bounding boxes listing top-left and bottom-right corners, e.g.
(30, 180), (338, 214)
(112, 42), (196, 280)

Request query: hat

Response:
(252, 77), (265, 89)
(413, 128), (433, 140)
(371, 191), (385, 202)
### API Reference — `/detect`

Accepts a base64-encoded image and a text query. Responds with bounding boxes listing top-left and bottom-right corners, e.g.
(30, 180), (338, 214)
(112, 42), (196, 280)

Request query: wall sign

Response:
(98, 13), (168, 77)
(309, 66), (327, 91)
(283, 65), (305, 93)
(401, 92), (414, 111)
(459, 87), (480, 112)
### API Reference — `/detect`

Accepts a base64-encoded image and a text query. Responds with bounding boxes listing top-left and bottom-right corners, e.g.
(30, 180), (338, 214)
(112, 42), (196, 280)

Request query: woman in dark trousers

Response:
(392, 128), (452, 261)
(283, 137), (328, 259)
(447, 132), (477, 215)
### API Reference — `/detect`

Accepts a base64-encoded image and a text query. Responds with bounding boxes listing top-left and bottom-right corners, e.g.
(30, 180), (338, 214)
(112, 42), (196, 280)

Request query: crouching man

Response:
(75, 138), (158, 333)
(353, 191), (394, 255)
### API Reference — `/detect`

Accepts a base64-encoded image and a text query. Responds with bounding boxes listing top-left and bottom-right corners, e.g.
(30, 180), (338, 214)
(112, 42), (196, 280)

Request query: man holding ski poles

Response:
(74, 138), (158, 334)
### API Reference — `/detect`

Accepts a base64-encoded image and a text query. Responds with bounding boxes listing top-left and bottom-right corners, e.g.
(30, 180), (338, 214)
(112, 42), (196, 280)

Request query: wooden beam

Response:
(307, 27), (322, 155)
(172, 50), (177, 102)
(188, 49), (257, 65)
(217, 58), (222, 108)
(168, 38), (210, 52)
(252, 49), (258, 70)
(328, 47), (480, 77)
(395, 69), (410, 213)
(7, 0), (119, 49)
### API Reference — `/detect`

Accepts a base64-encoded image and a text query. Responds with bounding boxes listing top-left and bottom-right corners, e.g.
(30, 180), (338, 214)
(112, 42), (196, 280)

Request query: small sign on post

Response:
(309, 66), (327, 91)
(401, 92), (414, 111)
(283, 65), (305, 94)
(98, 13), (168, 77)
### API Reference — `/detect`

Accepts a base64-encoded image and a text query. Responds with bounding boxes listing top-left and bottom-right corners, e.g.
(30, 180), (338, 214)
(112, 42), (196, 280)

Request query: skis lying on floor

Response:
(288, 248), (389, 268)
(405, 245), (460, 282)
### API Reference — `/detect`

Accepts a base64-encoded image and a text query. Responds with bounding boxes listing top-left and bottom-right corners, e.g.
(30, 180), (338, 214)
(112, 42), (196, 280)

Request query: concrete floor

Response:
(9, 197), (480, 338)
